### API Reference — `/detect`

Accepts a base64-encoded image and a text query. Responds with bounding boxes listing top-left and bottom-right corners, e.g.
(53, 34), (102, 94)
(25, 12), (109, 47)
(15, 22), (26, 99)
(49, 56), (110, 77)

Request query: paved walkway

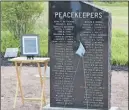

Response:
(1, 66), (128, 110)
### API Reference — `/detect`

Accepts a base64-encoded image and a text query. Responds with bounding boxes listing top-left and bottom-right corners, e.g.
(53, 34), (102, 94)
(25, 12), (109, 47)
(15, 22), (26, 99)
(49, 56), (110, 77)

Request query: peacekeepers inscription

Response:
(54, 12), (103, 19)
(49, 1), (111, 109)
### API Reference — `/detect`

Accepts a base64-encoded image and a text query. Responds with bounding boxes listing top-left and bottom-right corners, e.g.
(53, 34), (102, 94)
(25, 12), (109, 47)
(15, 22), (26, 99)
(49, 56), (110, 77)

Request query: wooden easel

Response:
(9, 57), (50, 110)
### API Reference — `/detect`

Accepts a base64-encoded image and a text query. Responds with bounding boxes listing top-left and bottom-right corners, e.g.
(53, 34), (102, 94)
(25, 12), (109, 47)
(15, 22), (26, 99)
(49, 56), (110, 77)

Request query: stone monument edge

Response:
(43, 104), (121, 110)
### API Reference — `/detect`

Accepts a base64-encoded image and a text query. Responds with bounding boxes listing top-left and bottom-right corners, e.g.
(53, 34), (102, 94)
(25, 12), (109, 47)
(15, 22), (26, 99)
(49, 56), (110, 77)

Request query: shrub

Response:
(2, 2), (44, 39)
(1, 31), (20, 53)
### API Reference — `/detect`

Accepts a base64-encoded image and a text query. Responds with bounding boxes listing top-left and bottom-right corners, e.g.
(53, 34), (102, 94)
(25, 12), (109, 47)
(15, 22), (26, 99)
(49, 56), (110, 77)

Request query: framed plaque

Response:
(21, 34), (40, 57)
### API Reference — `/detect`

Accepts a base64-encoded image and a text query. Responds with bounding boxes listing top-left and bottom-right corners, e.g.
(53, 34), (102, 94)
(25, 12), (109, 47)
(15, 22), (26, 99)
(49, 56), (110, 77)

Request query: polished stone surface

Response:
(49, 1), (111, 109)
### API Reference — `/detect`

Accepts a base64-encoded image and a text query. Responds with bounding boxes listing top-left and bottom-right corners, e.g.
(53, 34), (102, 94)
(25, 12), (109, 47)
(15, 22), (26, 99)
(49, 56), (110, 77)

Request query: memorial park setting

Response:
(1, 1), (128, 110)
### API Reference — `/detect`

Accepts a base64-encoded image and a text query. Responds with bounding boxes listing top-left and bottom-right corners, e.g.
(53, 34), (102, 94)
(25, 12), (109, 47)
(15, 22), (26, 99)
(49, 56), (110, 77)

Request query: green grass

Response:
(111, 30), (128, 65)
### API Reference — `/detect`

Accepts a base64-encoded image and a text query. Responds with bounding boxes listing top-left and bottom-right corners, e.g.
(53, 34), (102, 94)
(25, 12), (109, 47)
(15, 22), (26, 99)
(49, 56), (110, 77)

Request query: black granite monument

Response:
(49, 1), (111, 110)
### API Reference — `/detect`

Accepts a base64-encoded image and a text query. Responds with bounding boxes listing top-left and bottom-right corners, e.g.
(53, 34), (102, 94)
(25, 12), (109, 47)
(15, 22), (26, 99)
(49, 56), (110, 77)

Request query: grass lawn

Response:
(112, 30), (128, 65)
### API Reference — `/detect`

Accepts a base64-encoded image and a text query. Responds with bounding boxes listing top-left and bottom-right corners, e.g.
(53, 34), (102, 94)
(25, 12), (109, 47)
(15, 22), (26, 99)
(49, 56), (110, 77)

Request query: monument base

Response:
(43, 104), (120, 110)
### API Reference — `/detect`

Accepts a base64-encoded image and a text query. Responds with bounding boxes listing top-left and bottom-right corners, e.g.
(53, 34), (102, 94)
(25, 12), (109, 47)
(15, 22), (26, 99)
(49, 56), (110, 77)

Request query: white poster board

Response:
(4, 48), (18, 58)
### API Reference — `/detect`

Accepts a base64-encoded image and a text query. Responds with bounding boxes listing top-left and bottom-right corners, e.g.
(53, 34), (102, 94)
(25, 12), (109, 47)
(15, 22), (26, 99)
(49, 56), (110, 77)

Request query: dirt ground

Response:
(1, 66), (128, 110)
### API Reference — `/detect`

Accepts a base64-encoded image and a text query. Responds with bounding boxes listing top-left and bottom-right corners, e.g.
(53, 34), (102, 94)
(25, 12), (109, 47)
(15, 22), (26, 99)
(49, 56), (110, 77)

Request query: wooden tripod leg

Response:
(39, 62), (47, 110)
(15, 62), (24, 105)
(37, 63), (44, 110)
(40, 86), (44, 110)
(13, 63), (23, 108)
(37, 63), (43, 87)
(42, 63), (47, 105)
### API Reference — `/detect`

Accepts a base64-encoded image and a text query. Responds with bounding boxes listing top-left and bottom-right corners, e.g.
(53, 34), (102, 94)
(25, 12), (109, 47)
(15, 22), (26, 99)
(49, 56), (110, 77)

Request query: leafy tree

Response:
(2, 2), (44, 38)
